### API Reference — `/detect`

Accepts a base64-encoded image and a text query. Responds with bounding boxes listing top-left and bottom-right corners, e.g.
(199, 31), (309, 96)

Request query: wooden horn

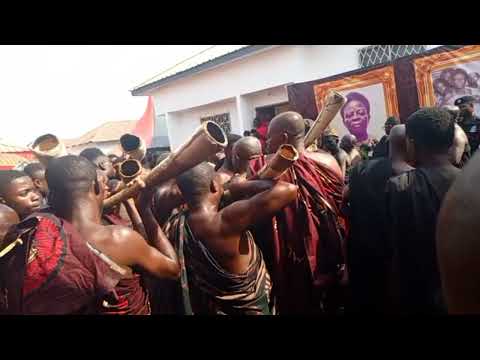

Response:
(256, 144), (299, 180)
(120, 133), (146, 161)
(304, 90), (346, 148)
(118, 159), (143, 184)
(103, 121), (228, 208)
(30, 134), (68, 167)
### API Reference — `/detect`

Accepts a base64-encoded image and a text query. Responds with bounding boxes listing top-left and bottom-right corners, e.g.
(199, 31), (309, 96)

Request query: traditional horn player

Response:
(255, 144), (299, 180)
(249, 111), (346, 315)
(30, 134), (68, 167)
(304, 91), (346, 148)
(120, 133), (147, 162)
(103, 121), (228, 209)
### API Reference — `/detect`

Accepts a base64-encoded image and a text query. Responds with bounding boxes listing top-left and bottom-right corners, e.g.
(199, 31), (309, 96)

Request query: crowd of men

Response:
(1, 94), (480, 315)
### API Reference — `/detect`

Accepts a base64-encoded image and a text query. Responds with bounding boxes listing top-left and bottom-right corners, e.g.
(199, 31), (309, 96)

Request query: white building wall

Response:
(240, 85), (290, 130)
(150, 45), (444, 147)
(167, 98), (238, 150)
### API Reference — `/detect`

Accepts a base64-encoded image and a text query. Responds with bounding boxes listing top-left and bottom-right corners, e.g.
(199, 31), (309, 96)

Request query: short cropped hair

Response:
(341, 92), (371, 118)
(406, 107), (455, 153)
(46, 155), (98, 196)
(0, 171), (29, 197)
(79, 147), (106, 164)
(176, 162), (215, 205)
(23, 163), (45, 180)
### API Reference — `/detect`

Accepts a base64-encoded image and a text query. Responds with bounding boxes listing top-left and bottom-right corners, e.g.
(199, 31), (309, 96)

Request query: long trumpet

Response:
(304, 90), (346, 148)
(30, 134), (68, 167)
(103, 121), (227, 208)
(256, 144), (299, 180)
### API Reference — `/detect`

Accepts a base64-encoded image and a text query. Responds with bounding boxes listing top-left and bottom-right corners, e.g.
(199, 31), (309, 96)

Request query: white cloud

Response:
(0, 45), (211, 145)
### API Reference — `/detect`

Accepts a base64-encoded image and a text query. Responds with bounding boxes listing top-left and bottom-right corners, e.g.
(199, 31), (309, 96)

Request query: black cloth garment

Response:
(372, 135), (389, 158)
(386, 165), (460, 315)
(346, 158), (396, 314)
(459, 115), (480, 154)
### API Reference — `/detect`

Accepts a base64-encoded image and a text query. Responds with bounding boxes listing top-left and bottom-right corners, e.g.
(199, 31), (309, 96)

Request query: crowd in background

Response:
(1, 94), (480, 315)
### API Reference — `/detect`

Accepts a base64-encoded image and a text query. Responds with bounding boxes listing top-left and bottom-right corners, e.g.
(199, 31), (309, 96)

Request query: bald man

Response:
(321, 133), (349, 179)
(165, 162), (297, 314)
(340, 134), (362, 170)
(249, 111), (346, 314)
(437, 152), (480, 314)
(218, 136), (262, 186)
(344, 124), (412, 314)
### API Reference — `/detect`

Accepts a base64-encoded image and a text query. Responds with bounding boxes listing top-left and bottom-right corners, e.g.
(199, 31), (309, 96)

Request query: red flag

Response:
(132, 96), (155, 147)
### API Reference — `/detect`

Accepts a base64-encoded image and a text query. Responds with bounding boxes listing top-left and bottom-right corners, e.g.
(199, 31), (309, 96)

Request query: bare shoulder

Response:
(109, 224), (139, 244)
(454, 124), (468, 143)
(80, 224), (139, 267)
(304, 150), (342, 176)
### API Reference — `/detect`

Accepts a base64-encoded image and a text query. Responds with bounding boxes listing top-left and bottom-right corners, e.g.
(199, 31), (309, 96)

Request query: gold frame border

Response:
(313, 65), (399, 118)
(414, 45), (480, 107)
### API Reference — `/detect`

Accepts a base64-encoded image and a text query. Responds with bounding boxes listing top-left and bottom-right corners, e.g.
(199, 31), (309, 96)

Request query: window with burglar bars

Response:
(200, 113), (231, 134)
(359, 45), (427, 68)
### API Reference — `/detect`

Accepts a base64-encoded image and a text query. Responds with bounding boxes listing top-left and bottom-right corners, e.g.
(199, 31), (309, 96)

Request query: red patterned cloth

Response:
(249, 153), (347, 314)
(22, 215), (122, 315)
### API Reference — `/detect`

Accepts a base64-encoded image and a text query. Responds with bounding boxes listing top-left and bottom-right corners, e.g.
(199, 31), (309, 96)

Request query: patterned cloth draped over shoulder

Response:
(249, 153), (347, 314)
(1, 212), (124, 315)
(164, 210), (272, 315)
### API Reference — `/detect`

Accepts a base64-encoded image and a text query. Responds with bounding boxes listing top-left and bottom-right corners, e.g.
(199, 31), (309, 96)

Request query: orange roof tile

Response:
(0, 153), (31, 168)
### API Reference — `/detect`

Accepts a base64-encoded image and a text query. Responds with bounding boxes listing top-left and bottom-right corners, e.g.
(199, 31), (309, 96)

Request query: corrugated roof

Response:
(64, 120), (136, 148)
(134, 45), (248, 89)
(132, 45), (276, 95)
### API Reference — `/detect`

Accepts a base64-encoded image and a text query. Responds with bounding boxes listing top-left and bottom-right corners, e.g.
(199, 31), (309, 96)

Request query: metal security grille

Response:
(201, 113), (231, 134)
(359, 45), (427, 68)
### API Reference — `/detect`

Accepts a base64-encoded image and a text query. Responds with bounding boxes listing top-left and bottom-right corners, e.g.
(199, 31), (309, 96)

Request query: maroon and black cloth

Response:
(1, 213), (122, 315)
(164, 210), (272, 315)
(98, 272), (151, 315)
(249, 153), (346, 314)
(100, 211), (151, 315)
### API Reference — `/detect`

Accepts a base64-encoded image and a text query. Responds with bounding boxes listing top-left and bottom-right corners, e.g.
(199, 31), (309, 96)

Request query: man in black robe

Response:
(386, 107), (459, 315)
(372, 116), (400, 159)
(344, 124), (412, 314)
(455, 95), (480, 154)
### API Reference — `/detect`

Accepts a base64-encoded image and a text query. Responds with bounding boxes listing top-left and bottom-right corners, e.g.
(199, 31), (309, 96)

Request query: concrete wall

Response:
(167, 98), (238, 150)
(149, 45), (443, 147)
(240, 85), (290, 130)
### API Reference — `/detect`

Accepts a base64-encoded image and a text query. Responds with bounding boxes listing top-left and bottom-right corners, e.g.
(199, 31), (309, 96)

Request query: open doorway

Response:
(255, 102), (290, 122)
(250, 102), (290, 151)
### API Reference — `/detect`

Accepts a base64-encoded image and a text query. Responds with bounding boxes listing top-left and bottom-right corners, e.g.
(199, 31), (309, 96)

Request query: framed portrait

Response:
(313, 66), (399, 144)
(414, 45), (480, 112)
